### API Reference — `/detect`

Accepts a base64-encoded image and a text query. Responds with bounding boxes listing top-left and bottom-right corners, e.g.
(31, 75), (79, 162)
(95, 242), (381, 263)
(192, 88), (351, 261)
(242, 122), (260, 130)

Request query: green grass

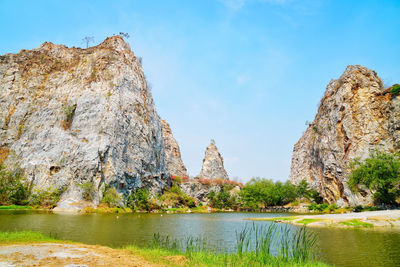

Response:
(0, 205), (33, 210)
(0, 226), (330, 267)
(250, 216), (297, 221)
(0, 231), (60, 243)
(296, 219), (323, 225)
(340, 219), (373, 228)
(144, 224), (329, 266)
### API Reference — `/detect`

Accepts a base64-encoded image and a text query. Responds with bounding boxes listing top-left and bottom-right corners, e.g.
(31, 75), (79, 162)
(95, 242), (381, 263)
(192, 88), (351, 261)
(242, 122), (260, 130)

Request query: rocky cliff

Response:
(290, 65), (399, 206)
(0, 36), (170, 210)
(198, 141), (229, 180)
(160, 119), (188, 177)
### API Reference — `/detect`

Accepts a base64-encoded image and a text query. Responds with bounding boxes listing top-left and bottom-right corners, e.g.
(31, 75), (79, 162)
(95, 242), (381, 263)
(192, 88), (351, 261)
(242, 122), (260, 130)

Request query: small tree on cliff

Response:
(348, 151), (400, 205)
(82, 36), (94, 48)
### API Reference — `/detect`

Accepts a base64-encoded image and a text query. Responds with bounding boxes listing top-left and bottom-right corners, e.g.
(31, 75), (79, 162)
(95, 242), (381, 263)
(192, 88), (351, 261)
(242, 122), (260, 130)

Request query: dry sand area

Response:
(251, 210), (400, 228)
(0, 242), (180, 267)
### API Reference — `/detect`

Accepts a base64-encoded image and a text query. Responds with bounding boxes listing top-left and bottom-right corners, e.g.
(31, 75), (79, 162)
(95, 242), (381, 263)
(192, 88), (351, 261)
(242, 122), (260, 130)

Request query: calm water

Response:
(1, 211), (399, 267)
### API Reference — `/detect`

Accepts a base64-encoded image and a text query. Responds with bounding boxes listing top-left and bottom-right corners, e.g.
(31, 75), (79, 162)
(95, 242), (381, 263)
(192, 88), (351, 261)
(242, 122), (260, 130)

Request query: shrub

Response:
(353, 205), (363, 212)
(29, 187), (65, 208)
(61, 103), (77, 129)
(390, 84), (400, 96)
(102, 186), (122, 207)
(328, 203), (338, 212)
(307, 189), (323, 204)
(348, 151), (400, 205)
(238, 178), (297, 209)
(308, 202), (317, 211)
(77, 182), (95, 201)
(0, 165), (29, 205)
(127, 188), (150, 211)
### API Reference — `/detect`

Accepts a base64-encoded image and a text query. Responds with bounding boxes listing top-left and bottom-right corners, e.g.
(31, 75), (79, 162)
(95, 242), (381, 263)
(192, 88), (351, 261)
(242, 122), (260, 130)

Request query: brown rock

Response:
(161, 119), (188, 177)
(290, 65), (399, 206)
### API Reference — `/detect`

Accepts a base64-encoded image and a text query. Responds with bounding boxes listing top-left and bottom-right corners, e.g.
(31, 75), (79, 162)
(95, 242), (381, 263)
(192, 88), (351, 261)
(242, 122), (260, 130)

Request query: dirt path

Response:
(251, 210), (400, 228)
(0, 242), (174, 267)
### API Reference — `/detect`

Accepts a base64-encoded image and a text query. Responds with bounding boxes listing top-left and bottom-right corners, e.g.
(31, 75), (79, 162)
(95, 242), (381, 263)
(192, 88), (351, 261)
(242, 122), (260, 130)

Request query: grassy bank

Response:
(0, 225), (330, 266)
(0, 205), (33, 210)
(0, 231), (60, 243)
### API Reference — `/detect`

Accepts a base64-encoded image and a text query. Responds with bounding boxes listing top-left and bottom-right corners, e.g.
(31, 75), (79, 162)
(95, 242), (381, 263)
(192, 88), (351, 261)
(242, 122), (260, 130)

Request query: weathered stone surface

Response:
(179, 181), (222, 204)
(160, 119), (188, 177)
(198, 141), (229, 180)
(0, 36), (170, 209)
(290, 65), (400, 206)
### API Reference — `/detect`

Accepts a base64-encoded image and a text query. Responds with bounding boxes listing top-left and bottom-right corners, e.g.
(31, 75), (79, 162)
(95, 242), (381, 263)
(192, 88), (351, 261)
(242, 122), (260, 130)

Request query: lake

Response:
(1, 210), (399, 267)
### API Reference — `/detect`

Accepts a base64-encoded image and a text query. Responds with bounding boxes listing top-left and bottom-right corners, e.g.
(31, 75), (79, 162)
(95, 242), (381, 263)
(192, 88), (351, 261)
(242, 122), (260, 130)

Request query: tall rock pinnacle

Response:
(198, 140), (229, 180)
(161, 119), (188, 177)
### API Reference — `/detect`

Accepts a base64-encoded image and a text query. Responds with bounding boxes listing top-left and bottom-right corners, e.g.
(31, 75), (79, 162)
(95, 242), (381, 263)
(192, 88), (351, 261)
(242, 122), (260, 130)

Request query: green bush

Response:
(209, 188), (235, 209)
(29, 187), (65, 208)
(127, 188), (150, 211)
(102, 186), (122, 207)
(238, 178), (297, 209)
(0, 165), (29, 205)
(328, 203), (338, 211)
(353, 205), (363, 212)
(348, 151), (400, 205)
(77, 182), (95, 201)
(390, 84), (400, 96)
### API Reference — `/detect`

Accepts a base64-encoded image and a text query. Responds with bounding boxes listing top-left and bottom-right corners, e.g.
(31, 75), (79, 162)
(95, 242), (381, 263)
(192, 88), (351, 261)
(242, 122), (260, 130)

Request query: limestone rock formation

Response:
(179, 182), (222, 204)
(198, 141), (229, 180)
(290, 65), (400, 206)
(160, 119), (188, 177)
(0, 36), (170, 210)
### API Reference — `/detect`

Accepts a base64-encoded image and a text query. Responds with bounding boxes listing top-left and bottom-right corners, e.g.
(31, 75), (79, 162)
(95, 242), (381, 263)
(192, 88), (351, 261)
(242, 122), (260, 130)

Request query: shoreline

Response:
(0, 231), (329, 266)
(249, 210), (400, 228)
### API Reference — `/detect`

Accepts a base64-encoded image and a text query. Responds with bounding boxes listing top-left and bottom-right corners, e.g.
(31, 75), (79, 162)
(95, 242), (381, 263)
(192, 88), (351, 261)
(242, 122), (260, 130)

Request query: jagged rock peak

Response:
(290, 64), (399, 206)
(0, 36), (169, 211)
(198, 140), (229, 180)
(160, 119), (188, 177)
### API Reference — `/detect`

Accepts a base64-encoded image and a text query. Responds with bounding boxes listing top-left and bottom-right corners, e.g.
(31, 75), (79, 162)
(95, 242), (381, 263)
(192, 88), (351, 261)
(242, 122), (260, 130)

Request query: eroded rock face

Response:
(0, 36), (170, 210)
(160, 119), (188, 177)
(198, 142), (229, 180)
(290, 65), (399, 206)
(179, 182), (222, 204)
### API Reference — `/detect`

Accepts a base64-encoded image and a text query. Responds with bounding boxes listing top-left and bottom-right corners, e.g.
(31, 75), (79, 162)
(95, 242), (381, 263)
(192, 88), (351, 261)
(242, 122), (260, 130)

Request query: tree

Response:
(82, 36), (94, 48)
(348, 151), (400, 205)
(296, 180), (309, 199)
(238, 178), (297, 209)
(119, 32), (130, 39)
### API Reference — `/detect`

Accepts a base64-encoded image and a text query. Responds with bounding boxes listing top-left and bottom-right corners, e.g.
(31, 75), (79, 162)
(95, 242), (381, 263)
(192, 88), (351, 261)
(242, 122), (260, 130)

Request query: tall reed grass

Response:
(148, 223), (323, 266)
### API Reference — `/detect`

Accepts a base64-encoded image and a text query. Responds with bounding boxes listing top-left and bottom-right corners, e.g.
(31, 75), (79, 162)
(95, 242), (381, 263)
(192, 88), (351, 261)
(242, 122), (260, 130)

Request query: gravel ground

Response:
(252, 210), (400, 228)
(0, 243), (174, 267)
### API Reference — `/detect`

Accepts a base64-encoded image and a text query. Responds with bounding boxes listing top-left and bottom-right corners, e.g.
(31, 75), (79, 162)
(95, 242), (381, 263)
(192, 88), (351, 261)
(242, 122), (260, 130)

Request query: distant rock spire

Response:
(161, 119), (188, 177)
(198, 140), (229, 180)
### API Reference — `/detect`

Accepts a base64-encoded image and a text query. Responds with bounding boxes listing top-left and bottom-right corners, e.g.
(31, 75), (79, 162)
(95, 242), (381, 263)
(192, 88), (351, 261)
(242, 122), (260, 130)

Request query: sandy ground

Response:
(251, 209), (400, 228)
(0, 242), (181, 267)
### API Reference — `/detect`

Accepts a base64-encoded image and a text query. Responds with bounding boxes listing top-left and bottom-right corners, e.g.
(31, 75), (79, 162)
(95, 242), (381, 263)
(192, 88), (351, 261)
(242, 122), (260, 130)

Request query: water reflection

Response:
(0, 210), (399, 266)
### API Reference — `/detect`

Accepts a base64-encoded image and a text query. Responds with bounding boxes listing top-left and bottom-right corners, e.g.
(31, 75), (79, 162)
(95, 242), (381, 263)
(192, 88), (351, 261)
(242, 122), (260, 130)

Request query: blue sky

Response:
(1, 0), (399, 182)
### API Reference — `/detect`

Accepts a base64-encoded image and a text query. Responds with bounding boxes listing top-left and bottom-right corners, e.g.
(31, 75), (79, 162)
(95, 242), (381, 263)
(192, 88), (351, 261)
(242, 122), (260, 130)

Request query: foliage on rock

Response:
(348, 151), (400, 205)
